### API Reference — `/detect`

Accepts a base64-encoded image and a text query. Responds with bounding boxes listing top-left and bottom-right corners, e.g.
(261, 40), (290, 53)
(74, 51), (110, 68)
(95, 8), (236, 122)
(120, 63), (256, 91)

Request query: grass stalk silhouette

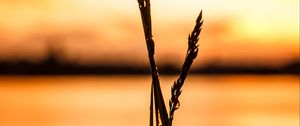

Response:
(137, 0), (170, 126)
(169, 11), (203, 125)
(137, 0), (203, 126)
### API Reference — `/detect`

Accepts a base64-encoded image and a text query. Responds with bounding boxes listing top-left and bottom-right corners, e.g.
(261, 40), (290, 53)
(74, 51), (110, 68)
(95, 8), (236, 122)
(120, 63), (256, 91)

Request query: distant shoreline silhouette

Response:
(0, 56), (299, 75)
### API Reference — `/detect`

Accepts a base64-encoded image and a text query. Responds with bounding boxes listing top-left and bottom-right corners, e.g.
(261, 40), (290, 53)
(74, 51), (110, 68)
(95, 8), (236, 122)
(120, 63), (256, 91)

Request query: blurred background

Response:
(0, 0), (299, 126)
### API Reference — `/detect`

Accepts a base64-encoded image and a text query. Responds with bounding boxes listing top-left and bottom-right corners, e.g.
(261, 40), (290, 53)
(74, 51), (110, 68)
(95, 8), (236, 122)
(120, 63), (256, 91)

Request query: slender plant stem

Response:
(137, 0), (170, 126)
(150, 83), (154, 126)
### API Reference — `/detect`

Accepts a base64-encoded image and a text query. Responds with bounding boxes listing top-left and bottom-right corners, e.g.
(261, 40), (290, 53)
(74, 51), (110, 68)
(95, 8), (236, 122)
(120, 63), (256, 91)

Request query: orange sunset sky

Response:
(0, 0), (299, 68)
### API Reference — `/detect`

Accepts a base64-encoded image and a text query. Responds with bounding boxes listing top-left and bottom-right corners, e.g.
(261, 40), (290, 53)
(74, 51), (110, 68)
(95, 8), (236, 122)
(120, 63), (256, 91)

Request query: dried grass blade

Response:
(137, 0), (170, 126)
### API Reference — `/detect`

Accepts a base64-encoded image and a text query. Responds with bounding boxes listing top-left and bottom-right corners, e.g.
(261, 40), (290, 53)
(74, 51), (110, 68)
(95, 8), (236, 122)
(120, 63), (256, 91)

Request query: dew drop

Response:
(175, 101), (180, 110)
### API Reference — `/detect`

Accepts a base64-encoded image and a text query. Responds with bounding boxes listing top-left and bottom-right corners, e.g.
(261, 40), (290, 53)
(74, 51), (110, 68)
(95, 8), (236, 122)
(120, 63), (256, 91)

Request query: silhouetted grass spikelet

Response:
(169, 11), (203, 125)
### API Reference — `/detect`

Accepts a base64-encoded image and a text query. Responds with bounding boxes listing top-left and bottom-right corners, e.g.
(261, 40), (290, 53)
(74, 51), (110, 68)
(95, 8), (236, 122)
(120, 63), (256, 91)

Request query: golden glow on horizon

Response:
(0, 0), (299, 66)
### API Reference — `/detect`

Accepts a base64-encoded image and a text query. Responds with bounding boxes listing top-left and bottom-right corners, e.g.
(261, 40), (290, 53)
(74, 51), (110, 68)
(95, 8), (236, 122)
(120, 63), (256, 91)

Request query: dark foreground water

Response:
(0, 75), (299, 126)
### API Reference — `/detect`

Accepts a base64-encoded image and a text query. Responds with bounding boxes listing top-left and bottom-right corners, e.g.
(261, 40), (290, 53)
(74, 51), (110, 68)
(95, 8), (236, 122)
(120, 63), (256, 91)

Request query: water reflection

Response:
(0, 75), (299, 126)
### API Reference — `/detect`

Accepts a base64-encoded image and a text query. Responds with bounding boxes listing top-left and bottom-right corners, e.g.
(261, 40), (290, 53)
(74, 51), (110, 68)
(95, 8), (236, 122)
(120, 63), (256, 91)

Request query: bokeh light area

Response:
(0, 0), (298, 67)
(0, 0), (299, 126)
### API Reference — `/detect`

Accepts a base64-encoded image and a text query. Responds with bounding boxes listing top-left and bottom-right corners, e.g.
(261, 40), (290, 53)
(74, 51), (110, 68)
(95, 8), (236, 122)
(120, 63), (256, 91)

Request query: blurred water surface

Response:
(0, 75), (299, 126)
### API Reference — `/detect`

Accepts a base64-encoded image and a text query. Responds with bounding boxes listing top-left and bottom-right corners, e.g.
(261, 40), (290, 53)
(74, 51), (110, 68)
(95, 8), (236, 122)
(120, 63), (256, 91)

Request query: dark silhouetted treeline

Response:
(0, 56), (299, 75)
